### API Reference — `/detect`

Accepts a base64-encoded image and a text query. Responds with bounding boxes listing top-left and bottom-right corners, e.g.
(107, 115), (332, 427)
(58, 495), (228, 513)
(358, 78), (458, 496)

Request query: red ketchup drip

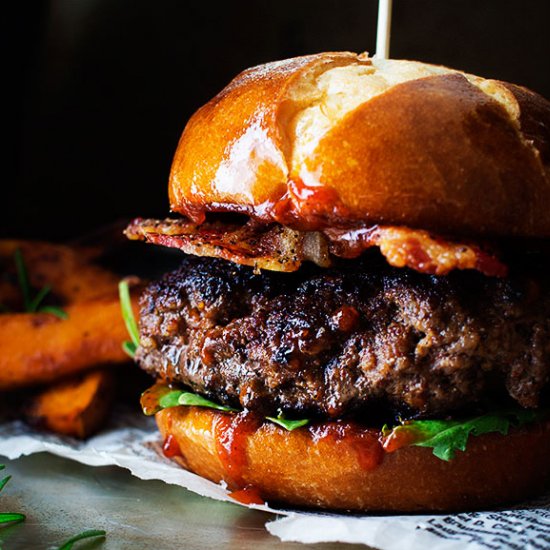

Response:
(162, 434), (182, 458)
(309, 422), (384, 471)
(270, 179), (349, 228)
(229, 486), (266, 506)
(177, 201), (207, 224)
(213, 412), (261, 489)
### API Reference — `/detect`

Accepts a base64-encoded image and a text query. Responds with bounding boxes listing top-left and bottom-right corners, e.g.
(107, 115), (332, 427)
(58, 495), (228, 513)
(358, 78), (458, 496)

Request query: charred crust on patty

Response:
(137, 254), (550, 421)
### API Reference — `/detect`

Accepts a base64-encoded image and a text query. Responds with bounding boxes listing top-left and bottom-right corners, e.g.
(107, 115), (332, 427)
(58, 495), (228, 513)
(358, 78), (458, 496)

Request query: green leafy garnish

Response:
(142, 386), (238, 416)
(178, 392), (238, 412)
(0, 464), (12, 495)
(55, 529), (106, 550)
(118, 279), (139, 357)
(266, 413), (309, 431)
(158, 389), (183, 410)
(0, 464), (26, 529)
(0, 513), (26, 526)
(383, 409), (543, 461)
(28, 284), (52, 312)
(0, 465), (103, 544)
(0, 475), (11, 493)
(39, 305), (69, 319)
(142, 384), (309, 430)
(9, 249), (68, 319)
(0, 465), (8, 494)
(122, 340), (137, 357)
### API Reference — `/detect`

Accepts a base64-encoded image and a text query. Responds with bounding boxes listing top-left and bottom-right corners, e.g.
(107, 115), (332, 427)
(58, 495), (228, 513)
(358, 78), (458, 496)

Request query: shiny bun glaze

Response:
(169, 52), (550, 237)
(157, 407), (550, 512)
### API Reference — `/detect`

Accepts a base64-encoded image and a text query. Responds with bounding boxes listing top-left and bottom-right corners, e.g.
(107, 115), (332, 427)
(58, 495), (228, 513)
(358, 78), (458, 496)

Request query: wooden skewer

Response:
(375, 0), (393, 59)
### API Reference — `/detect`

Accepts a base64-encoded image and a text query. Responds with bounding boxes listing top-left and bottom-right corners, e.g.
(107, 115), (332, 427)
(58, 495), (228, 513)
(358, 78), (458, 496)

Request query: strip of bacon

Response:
(125, 218), (330, 273)
(325, 226), (508, 277)
(125, 218), (507, 277)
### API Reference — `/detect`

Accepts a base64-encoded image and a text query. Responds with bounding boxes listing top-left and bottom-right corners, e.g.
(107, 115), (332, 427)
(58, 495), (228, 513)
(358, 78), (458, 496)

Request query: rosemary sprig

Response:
(0, 474), (11, 493)
(0, 464), (105, 545)
(8, 249), (68, 319)
(0, 464), (11, 494)
(0, 464), (26, 528)
(55, 529), (106, 550)
(0, 513), (26, 526)
(38, 305), (69, 319)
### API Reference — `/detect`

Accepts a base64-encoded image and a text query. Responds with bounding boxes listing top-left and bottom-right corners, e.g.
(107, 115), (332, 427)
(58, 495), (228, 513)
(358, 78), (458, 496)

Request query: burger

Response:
(125, 52), (550, 512)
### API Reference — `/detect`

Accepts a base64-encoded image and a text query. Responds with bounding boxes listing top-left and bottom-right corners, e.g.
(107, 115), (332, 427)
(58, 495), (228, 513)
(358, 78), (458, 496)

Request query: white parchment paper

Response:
(0, 408), (548, 550)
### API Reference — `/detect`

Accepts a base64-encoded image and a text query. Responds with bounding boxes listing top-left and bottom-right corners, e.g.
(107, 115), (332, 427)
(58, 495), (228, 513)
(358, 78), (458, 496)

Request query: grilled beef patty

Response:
(136, 254), (550, 420)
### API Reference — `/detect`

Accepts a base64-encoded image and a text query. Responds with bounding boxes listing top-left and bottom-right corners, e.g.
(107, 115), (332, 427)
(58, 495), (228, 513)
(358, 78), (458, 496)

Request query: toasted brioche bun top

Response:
(169, 52), (550, 237)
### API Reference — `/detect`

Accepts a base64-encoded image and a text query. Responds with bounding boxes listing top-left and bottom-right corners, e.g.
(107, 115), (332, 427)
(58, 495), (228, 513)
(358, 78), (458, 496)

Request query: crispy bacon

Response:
(125, 218), (330, 272)
(125, 218), (507, 277)
(325, 226), (508, 277)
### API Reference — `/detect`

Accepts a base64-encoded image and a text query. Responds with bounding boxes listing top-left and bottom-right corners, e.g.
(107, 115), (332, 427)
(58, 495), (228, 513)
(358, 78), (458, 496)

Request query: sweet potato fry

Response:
(0, 240), (118, 304)
(24, 370), (116, 439)
(0, 240), (141, 390)
(0, 296), (138, 389)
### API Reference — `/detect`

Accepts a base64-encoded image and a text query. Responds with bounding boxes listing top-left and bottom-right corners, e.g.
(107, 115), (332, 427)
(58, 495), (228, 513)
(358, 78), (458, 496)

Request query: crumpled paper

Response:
(0, 407), (548, 550)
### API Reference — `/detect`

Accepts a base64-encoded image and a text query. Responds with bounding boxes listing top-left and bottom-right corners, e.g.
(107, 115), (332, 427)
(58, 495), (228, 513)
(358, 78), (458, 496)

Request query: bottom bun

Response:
(156, 407), (550, 512)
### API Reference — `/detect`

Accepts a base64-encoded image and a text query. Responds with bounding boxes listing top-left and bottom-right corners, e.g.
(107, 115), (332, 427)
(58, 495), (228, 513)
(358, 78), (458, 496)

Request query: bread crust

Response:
(156, 407), (550, 512)
(169, 52), (550, 238)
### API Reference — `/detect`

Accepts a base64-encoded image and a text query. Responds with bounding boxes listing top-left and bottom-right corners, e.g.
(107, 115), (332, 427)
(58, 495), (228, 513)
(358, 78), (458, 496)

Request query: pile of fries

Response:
(0, 240), (141, 438)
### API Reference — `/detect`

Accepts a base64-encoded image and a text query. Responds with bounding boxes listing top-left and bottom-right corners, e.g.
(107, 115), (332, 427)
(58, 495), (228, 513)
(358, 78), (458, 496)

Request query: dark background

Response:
(6, 0), (550, 241)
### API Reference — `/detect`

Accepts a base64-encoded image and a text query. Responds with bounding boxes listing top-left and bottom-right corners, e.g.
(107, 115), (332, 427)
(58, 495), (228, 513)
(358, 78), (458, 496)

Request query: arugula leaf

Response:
(55, 529), (106, 550)
(384, 409), (544, 461)
(141, 384), (308, 427)
(158, 390), (185, 409)
(141, 386), (238, 415)
(0, 465), (26, 530)
(266, 415), (309, 431)
(118, 280), (139, 357)
(412, 416), (508, 460)
(178, 392), (238, 412)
